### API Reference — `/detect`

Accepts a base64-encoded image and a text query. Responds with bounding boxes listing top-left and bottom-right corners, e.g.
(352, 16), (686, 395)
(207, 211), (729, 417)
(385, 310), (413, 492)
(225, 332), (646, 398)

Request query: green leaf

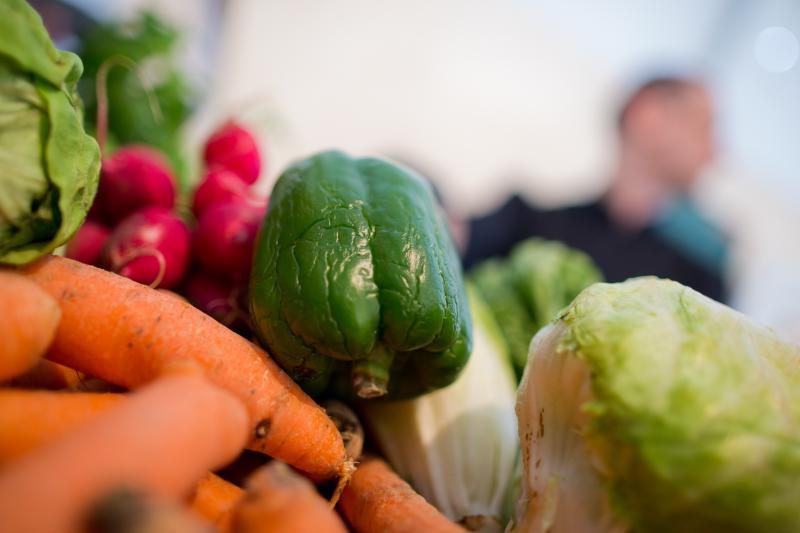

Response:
(77, 12), (193, 189)
(0, 0), (100, 265)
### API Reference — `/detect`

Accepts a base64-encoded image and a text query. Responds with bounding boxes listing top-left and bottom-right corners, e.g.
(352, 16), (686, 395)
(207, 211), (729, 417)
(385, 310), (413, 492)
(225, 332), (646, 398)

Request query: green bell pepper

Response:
(250, 150), (472, 399)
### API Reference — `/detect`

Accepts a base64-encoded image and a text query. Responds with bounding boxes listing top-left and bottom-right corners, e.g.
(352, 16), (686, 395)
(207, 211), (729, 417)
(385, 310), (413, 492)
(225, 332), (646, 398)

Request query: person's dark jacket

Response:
(463, 195), (727, 302)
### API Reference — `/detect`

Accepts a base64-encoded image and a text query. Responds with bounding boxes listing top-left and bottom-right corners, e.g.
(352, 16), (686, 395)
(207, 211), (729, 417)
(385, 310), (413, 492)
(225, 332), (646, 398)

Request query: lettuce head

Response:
(515, 277), (800, 533)
(0, 0), (100, 265)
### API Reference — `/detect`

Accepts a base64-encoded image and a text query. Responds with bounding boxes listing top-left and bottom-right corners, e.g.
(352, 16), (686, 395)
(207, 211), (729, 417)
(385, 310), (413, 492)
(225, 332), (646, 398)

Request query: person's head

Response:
(617, 76), (715, 189)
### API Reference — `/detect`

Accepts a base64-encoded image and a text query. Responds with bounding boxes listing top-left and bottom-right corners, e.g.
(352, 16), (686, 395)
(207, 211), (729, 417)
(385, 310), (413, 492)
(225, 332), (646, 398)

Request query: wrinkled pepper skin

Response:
(250, 151), (472, 399)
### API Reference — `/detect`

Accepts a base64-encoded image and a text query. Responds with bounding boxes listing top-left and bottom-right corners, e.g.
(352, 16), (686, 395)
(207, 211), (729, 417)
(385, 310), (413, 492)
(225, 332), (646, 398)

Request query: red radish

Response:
(192, 167), (266, 217)
(94, 145), (176, 224)
(203, 122), (262, 185)
(192, 202), (265, 282)
(65, 221), (110, 266)
(102, 207), (190, 289)
(183, 271), (250, 334)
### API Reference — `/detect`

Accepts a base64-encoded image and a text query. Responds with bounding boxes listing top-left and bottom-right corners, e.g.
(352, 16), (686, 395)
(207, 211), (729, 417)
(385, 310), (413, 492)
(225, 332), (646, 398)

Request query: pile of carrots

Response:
(0, 256), (463, 532)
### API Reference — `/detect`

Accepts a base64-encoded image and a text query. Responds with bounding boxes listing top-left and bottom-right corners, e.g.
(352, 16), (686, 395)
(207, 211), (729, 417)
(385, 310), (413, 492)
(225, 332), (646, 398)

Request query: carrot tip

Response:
(329, 457), (356, 508)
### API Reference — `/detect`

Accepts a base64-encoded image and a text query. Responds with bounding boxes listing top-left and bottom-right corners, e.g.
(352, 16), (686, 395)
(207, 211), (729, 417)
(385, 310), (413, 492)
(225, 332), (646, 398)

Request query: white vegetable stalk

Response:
(514, 323), (624, 533)
(361, 285), (518, 530)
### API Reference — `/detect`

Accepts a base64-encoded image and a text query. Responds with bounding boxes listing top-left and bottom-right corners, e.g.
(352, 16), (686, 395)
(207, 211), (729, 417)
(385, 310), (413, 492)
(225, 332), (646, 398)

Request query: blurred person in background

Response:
(463, 76), (729, 303)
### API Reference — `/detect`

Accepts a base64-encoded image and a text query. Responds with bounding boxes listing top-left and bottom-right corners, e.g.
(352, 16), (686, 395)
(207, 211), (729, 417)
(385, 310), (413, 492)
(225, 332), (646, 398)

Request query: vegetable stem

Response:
(95, 55), (163, 155)
(352, 346), (395, 398)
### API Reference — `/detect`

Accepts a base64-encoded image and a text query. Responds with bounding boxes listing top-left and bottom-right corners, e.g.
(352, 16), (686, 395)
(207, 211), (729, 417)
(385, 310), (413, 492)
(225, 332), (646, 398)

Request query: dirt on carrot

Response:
(86, 487), (212, 533)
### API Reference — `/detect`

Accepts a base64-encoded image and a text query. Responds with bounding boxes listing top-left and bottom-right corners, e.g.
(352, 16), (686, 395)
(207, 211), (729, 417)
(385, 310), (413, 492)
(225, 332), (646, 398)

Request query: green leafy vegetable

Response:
(468, 259), (533, 372)
(78, 12), (191, 186)
(469, 238), (602, 377)
(0, 0), (100, 265)
(515, 277), (800, 533)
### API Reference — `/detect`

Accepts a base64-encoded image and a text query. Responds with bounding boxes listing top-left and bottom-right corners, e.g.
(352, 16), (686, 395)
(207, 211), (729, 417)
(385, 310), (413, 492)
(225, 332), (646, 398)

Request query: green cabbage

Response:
(515, 277), (800, 533)
(0, 0), (100, 265)
(469, 238), (602, 377)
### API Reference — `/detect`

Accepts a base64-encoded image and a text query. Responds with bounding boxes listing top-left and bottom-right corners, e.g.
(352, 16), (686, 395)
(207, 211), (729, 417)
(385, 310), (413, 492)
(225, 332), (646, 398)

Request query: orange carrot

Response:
(22, 256), (347, 480)
(0, 375), (247, 533)
(233, 462), (348, 533)
(87, 488), (212, 533)
(7, 359), (83, 389)
(0, 390), (239, 531)
(189, 472), (244, 533)
(338, 457), (464, 533)
(0, 389), (122, 462)
(0, 269), (61, 381)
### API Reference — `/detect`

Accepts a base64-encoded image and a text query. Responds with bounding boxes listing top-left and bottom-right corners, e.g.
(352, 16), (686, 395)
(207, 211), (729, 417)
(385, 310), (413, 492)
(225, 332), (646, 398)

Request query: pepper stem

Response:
(352, 346), (394, 399)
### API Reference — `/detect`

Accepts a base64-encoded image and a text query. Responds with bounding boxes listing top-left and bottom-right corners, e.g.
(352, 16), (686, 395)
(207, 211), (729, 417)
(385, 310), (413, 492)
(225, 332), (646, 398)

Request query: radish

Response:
(191, 167), (266, 217)
(183, 271), (250, 334)
(65, 221), (111, 266)
(94, 145), (177, 224)
(203, 121), (262, 185)
(191, 202), (265, 281)
(102, 206), (190, 289)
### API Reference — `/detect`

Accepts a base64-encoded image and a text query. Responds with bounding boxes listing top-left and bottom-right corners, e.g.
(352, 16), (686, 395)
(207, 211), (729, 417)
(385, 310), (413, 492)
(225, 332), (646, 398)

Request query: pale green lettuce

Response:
(0, 0), (100, 264)
(515, 277), (800, 533)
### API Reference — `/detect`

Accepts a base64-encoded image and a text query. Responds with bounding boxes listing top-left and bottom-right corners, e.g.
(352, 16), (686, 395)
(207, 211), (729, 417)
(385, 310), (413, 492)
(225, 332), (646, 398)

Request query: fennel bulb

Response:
(361, 284), (518, 530)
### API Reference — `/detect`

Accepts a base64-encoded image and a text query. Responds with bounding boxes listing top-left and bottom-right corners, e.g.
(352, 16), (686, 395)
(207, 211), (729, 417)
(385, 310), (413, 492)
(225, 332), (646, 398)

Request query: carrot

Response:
(0, 375), (247, 533)
(7, 359), (83, 389)
(22, 256), (347, 480)
(233, 462), (347, 533)
(338, 457), (464, 533)
(0, 390), (240, 531)
(189, 472), (244, 533)
(0, 389), (122, 462)
(87, 487), (212, 533)
(0, 269), (61, 381)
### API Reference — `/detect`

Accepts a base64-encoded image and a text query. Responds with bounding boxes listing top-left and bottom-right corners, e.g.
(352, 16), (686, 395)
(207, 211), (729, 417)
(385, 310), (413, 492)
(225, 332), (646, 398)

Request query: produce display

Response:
(65, 118), (266, 332)
(1, 2), (799, 532)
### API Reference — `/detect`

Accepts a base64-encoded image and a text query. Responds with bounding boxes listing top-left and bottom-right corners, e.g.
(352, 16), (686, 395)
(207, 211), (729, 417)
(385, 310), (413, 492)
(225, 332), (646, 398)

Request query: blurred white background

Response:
(65, 0), (799, 212)
(59, 0), (800, 337)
